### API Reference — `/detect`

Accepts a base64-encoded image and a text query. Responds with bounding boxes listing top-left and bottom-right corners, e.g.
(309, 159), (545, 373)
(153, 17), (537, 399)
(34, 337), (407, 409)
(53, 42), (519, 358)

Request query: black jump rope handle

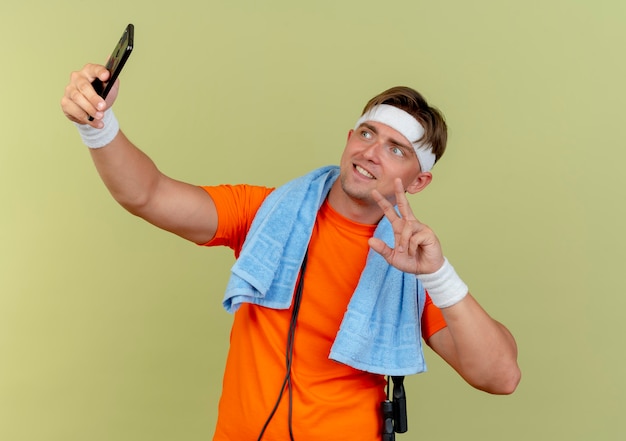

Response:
(391, 376), (408, 434)
(381, 376), (408, 439)
(381, 400), (395, 441)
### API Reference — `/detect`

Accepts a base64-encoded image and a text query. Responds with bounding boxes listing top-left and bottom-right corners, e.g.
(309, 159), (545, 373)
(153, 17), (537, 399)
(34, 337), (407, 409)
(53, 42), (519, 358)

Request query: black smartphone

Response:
(92, 23), (134, 99)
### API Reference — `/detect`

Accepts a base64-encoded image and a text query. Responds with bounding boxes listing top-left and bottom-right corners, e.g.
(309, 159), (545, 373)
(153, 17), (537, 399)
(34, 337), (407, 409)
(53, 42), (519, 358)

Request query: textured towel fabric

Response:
(223, 166), (427, 375)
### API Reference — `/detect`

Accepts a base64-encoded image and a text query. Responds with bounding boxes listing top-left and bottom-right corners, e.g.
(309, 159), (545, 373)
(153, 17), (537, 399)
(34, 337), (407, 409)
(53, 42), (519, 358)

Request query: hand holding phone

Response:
(92, 23), (134, 100)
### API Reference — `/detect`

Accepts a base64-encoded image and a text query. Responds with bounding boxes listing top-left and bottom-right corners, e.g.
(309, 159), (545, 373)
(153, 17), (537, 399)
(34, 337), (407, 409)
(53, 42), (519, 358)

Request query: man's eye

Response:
(361, 130), (372, 139)
(391, 146), (405, 157)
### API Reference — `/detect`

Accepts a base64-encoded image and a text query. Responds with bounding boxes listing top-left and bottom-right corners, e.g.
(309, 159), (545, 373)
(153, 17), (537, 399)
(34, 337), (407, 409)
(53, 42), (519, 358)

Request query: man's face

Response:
(338, 120), (427, 207)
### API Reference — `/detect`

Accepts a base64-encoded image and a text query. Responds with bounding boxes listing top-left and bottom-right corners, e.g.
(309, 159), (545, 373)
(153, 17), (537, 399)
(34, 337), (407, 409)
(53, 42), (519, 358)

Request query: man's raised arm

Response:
(61, 63), (217, 245)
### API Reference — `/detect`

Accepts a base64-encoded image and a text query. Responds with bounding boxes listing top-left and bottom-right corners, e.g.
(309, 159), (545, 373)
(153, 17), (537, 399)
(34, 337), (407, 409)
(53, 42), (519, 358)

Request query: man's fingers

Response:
(62, 65), (109, 125)
(371, 188), (400, 223)
(368, 237), (392, 259)
(393, 178), (417, 221)
(84, 63), (111, 83)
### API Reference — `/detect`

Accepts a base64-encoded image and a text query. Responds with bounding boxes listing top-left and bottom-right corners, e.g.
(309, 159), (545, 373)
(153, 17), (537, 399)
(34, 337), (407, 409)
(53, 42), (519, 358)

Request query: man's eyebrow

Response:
(360, 122), (379, 134)
(361, 122), (415, 155)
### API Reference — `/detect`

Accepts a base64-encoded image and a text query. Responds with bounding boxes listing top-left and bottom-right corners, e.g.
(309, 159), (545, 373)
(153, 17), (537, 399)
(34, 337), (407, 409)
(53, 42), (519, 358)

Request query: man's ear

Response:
(347, 129), (354, 141)
(406, 172), (433, 194)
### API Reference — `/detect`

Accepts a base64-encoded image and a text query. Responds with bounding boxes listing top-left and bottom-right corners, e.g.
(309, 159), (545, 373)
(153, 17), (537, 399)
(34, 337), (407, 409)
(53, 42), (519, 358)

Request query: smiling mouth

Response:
(355, 165), (375, 179)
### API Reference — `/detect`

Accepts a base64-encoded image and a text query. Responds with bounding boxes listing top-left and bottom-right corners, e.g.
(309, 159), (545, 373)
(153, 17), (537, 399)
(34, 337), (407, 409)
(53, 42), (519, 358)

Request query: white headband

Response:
(354, 104), (436, 172)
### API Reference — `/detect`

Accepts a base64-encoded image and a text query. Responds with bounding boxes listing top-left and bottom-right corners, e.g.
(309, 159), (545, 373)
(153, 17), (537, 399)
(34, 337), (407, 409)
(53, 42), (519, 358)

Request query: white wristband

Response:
(417, 258), (468, 308)
(74, 108), (120, 148)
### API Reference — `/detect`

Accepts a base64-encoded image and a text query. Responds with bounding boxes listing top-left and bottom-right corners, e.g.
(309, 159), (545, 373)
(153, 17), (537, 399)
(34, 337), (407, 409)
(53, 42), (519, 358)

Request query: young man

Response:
(61, 64), (520, 441)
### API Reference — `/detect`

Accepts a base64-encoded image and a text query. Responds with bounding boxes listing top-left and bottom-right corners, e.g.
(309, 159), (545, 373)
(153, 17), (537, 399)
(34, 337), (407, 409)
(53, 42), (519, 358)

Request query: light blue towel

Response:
(223, 166), (427, 376)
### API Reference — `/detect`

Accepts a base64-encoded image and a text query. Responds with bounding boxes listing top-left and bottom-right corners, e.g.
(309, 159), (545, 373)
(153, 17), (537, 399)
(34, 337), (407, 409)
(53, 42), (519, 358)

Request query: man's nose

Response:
(362, 141), (383, 161)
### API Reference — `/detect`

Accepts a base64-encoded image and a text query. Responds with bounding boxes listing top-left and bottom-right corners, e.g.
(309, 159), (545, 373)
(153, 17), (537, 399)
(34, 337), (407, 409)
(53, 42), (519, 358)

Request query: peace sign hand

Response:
(368, 178), (445, 275)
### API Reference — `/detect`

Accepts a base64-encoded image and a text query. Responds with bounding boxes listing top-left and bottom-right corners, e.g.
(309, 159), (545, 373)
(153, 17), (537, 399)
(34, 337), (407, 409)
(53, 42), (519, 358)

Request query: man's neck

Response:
(326, 181), (384, 226)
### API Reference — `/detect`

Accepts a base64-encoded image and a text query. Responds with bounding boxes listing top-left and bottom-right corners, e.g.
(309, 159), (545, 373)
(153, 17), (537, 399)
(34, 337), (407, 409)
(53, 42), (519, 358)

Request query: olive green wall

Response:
(2, 0), (625, 440)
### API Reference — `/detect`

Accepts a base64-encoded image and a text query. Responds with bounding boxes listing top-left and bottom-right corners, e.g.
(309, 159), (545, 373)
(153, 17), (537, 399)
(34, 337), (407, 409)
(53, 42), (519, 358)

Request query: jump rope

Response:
(256, 250), (409, 440)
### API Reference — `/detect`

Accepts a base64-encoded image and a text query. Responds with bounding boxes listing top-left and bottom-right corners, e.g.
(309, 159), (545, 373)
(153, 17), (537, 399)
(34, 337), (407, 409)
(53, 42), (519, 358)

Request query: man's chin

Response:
(340, 180), (376, 204)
